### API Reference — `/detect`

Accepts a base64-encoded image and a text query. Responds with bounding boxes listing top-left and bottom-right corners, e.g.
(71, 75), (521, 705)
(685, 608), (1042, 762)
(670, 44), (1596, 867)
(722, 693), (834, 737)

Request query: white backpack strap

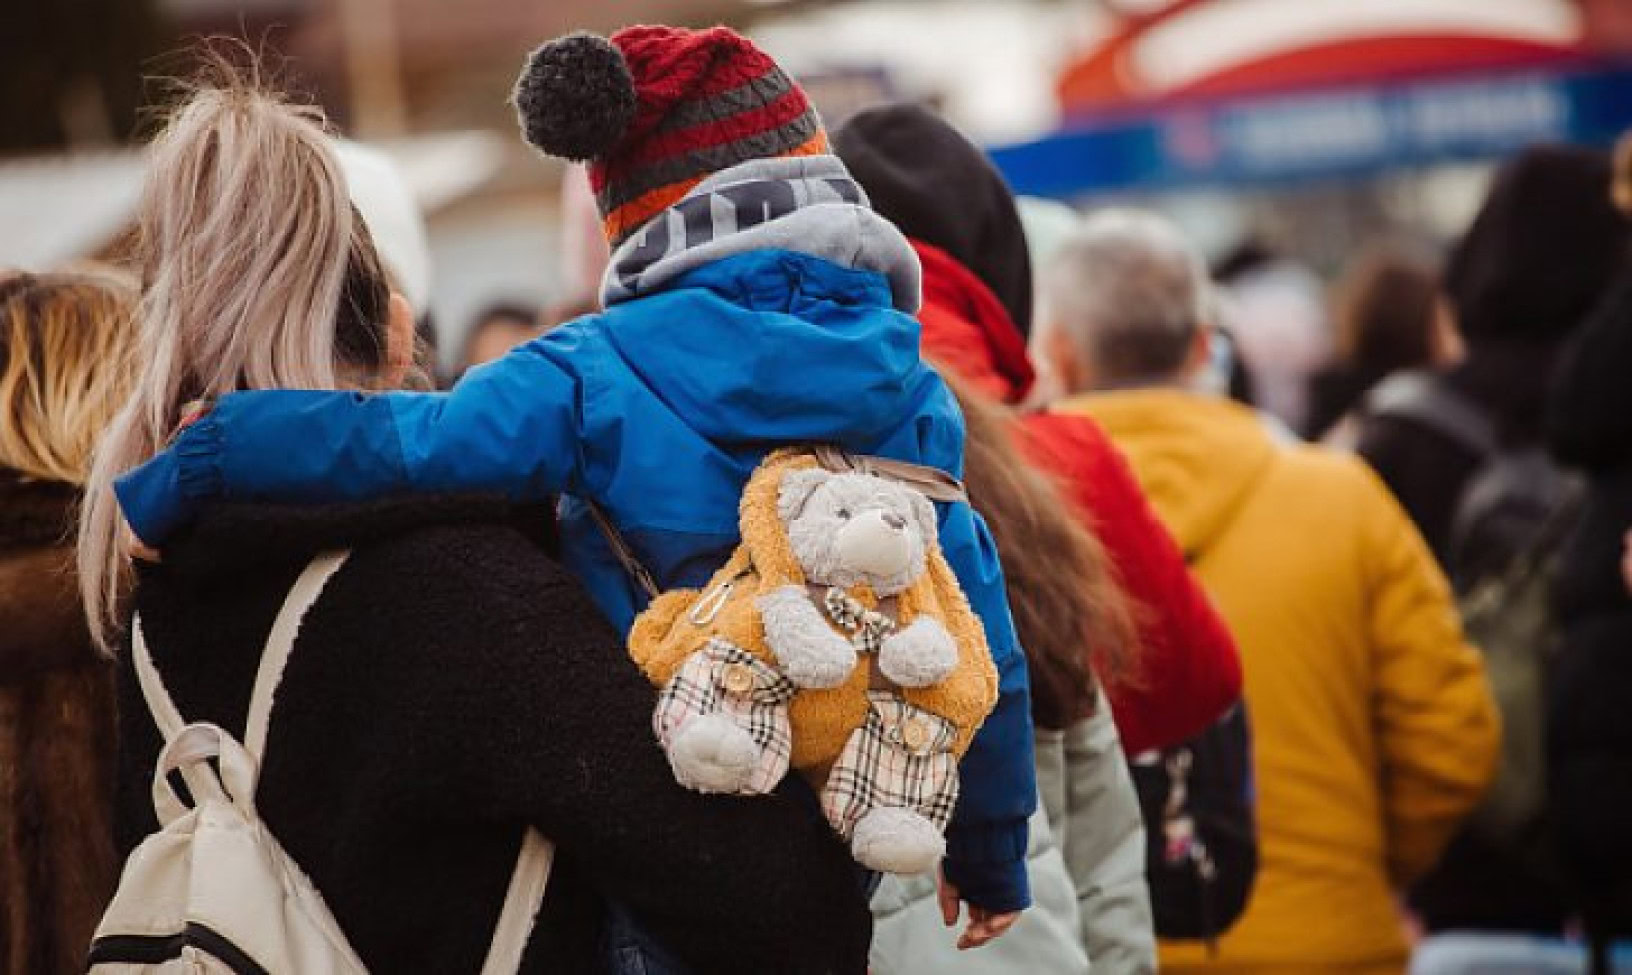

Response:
(243, 549), (351, 764)
(132, 616), (187, 742)
(133, 615), (241, 809)
(480, 828), (555, 975)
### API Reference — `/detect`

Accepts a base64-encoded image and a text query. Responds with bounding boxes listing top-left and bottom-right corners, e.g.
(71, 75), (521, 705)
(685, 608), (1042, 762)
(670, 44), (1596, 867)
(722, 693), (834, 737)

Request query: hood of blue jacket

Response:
(595, 248), (956, 464)
(562, 248), (966, 632)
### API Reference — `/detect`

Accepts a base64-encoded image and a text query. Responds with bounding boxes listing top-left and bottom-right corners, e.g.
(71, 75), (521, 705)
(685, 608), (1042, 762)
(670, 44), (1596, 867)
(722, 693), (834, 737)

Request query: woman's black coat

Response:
(115, 496), (871, 974)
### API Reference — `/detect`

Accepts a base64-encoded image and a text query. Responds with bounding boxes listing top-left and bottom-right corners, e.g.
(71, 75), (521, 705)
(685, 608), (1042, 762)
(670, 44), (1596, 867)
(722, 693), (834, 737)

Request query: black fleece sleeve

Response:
(1548, 267), (1632, 471)
(372, 525), (872, 975)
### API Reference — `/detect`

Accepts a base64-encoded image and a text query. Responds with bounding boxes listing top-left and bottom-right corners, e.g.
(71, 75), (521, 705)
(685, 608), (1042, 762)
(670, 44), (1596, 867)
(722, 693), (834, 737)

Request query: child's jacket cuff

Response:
(115, 414), (224, 547)
(943, 814), (1031, 913)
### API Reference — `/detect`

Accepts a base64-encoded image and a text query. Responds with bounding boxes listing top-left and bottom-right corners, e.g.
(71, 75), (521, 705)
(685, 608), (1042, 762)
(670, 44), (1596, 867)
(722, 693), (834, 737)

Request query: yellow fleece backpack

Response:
(601, 448), (998, 875)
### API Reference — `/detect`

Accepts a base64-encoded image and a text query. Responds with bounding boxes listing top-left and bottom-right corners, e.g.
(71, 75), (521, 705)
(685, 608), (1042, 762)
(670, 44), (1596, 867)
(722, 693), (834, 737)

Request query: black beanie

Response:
(834, 104), (1033, 337)
(1447, 145), (1631, 346)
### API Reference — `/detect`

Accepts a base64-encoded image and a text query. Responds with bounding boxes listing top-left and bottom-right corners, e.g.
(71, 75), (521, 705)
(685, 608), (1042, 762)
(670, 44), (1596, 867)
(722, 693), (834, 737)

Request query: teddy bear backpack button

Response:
(722, 662), (756, 695)
(623, 448), (1000, 876)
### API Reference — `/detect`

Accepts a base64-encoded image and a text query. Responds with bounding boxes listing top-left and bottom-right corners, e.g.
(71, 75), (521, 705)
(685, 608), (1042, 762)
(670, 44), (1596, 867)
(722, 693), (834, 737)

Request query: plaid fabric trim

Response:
(822, 691), (960, 840)
(823, 587), (895, 656)
(653, 638), (798, 795)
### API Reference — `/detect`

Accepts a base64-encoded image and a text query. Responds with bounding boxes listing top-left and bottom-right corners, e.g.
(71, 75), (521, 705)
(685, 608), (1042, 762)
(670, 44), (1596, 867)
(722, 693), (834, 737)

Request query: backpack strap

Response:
(588, 501), (661, 600)
(480, 828), (555, 975)
(243, 550), (350, 763)
(132, 618), (188, 743)
(133, 547), (551, 971)
(1364, 371), (1498, 459)
(588, 447), (968, 602)
(133, 551), (353, 808)
(808, 445), (968, 503)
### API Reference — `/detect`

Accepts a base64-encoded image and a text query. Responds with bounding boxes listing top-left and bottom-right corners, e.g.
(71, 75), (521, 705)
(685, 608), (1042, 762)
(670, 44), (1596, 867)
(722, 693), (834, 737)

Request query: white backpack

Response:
(89, 550), (556, 974)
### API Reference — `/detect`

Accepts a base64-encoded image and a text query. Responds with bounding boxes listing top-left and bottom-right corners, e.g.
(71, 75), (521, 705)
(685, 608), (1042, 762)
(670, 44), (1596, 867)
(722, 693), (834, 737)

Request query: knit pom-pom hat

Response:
(512, 25), (828, 246)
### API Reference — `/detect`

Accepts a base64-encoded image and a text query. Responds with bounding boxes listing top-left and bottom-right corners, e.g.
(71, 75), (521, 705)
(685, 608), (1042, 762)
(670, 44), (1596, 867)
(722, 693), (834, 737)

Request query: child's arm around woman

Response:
(119, 326), (595, 546)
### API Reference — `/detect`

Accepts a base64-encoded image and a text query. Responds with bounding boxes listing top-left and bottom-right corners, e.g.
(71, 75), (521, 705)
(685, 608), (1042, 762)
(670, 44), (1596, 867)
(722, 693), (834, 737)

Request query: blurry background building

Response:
(4, 0), (1632, 371)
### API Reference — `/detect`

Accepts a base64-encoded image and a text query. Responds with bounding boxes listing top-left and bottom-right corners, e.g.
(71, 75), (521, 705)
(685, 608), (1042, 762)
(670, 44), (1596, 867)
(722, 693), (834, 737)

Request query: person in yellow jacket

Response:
(1035, 208), (1501, 974)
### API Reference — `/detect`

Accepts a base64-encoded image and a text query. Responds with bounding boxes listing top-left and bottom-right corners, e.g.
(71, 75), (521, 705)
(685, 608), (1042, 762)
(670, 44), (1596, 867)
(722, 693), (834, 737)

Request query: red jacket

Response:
(916, 240), (1241, 753)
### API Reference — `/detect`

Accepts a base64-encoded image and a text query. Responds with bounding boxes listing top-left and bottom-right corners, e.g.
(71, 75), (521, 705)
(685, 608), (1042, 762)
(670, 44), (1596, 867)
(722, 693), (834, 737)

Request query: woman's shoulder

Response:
(335, 509), (608, 642)
(161, 498), (611, 660)
(350, 510), (566, 587)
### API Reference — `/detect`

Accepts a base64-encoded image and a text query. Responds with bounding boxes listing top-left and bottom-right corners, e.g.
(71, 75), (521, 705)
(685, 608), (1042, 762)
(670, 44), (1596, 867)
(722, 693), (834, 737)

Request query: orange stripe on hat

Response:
(600, 131), (829, 245)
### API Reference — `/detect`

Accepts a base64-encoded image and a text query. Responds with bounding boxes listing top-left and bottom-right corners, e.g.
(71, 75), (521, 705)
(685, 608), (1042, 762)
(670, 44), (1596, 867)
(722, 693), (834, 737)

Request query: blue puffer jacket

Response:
(117, 247), (1036, 911)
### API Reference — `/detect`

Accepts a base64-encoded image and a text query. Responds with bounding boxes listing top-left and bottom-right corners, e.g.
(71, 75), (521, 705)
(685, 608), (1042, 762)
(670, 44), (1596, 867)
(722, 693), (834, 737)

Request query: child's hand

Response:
(937, 870), (1020, 950)
(126, 519), (162, 563)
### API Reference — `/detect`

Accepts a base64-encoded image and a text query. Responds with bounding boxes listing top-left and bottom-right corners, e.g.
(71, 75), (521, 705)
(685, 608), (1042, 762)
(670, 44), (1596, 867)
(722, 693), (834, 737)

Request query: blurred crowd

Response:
(6, 21), (1632, 975)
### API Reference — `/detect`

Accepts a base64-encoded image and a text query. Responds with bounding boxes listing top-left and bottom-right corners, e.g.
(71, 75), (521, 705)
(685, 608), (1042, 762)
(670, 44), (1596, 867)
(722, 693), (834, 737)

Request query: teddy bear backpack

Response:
(600, 447), (1000, 876)
(89, 552), (554, 974)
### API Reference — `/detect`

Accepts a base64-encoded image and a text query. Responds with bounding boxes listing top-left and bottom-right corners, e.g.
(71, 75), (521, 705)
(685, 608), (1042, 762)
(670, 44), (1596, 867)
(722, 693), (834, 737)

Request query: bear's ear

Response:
(778, 469), (831, 523)
(906, 487), (938, 544)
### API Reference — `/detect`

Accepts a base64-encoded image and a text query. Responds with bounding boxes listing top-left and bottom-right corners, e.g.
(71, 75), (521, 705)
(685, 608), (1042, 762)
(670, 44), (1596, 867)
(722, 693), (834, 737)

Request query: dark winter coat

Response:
(1361, 145), (1630, 566)
(1355, 346), (1584, 934)
(1546, 267), (1632, 937)
(114, 495), (872, 974)
(0, 471), (117, 975)
(1356, 341), (1562, 566)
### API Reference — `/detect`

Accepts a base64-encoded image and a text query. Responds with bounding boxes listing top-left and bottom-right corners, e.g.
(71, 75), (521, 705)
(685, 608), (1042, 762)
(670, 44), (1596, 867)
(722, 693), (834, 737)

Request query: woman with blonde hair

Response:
(0, 266), (136, 975)
(80, 70), (870, 972)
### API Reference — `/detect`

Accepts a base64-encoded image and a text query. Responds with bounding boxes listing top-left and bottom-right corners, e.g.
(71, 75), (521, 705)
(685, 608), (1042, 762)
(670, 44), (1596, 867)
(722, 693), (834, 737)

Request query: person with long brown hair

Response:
(871, 363), (1155, 973)
(870, 365), (1154, 975)
(951, 369), (1139, 725)
(836, 102), (1247, 975)
(0, 266), (136, 975)
(834, 102), (1241, 762)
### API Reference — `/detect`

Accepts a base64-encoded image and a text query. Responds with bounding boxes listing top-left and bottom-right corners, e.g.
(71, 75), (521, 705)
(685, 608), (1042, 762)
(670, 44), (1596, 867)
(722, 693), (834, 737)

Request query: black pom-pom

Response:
(512, 33), (636, 162)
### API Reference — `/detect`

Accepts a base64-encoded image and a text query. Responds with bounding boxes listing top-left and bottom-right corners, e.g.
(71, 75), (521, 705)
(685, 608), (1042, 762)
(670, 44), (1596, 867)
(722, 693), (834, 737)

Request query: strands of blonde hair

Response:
(0, 268), (138, 486)
(79, 64), (383, 651)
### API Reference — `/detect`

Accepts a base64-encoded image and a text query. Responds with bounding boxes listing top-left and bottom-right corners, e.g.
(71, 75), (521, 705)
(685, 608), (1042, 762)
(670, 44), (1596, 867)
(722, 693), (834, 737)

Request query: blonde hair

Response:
(79, 66), (392, 650)
(0, 267), (138, 485)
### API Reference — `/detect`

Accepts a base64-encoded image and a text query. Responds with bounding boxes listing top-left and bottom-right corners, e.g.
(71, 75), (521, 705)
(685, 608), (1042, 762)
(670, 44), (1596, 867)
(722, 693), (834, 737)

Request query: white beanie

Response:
(334, 141), (432, 313)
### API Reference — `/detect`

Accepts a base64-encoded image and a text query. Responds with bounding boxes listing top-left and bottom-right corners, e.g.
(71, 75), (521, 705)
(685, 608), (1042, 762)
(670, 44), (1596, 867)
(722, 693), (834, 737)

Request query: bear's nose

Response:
(882, 512), (907, 531)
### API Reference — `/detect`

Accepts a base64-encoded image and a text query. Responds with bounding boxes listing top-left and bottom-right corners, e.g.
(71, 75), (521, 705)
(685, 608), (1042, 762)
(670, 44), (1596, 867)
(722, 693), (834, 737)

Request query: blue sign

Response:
(990, 60), (1632, 198)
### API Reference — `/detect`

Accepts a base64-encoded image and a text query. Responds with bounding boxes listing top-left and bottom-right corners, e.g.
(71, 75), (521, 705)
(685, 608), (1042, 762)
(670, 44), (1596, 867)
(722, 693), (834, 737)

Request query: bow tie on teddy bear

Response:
(627, 450), (998, 875)
(823, 587), (896, 656)
(759, 469), (962, 691)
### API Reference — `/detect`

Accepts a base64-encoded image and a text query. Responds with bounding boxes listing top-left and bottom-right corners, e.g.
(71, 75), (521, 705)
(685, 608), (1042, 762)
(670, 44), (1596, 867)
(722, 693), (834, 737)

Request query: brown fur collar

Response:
(0, 471), (79, 552)
(0, 471), (94, 680)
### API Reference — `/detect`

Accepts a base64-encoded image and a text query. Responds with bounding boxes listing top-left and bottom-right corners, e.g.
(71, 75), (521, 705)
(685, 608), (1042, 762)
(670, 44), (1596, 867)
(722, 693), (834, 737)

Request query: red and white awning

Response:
(1060, 0), (1589, 114)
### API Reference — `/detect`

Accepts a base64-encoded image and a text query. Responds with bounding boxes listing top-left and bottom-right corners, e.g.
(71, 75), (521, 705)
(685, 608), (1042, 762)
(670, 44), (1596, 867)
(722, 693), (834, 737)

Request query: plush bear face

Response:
(778, 469), (938, 595)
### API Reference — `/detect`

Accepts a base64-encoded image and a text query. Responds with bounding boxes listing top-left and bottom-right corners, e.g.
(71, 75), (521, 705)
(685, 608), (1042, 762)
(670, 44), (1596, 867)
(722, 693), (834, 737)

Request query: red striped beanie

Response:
(513, 25), (828, 246)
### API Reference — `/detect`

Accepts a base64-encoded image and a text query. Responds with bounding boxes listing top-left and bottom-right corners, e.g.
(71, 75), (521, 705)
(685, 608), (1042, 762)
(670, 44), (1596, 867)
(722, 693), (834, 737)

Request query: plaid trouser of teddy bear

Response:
(653, 639), (960, 872)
